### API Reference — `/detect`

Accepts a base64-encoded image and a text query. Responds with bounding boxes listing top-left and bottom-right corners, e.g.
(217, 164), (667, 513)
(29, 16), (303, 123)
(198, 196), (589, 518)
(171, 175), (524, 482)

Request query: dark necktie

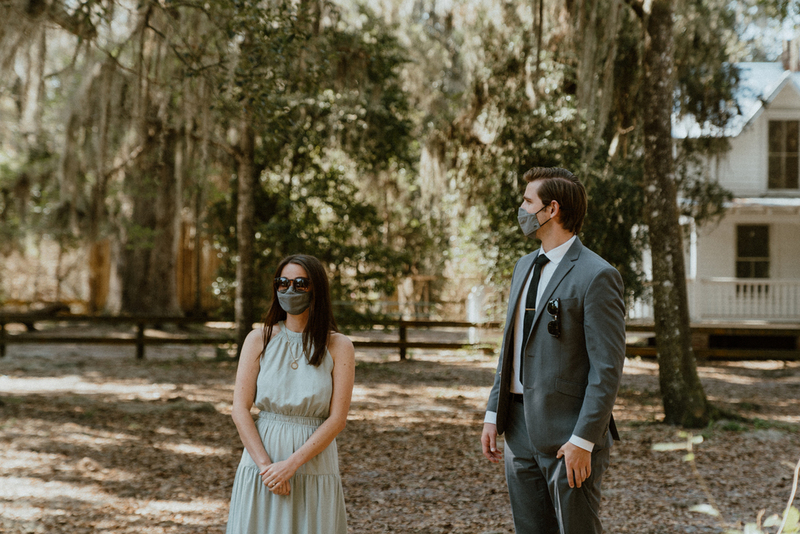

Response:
(519, 254), (550, 383)
(522, 253), (550, 341)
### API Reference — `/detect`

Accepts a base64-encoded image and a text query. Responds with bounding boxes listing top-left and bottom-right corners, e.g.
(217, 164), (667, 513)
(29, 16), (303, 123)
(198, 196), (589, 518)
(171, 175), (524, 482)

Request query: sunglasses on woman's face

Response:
(274, 277), (312, 293)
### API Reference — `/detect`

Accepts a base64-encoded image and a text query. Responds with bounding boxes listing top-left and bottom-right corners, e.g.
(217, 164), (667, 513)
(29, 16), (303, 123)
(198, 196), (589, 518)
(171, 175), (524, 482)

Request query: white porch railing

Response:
(628, 279), (800, 322)
(693, 278), (800, 321)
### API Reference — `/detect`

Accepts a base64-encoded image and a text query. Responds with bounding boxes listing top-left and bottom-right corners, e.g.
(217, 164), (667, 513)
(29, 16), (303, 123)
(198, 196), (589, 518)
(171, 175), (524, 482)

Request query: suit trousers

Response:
(503, 399), (610, 534)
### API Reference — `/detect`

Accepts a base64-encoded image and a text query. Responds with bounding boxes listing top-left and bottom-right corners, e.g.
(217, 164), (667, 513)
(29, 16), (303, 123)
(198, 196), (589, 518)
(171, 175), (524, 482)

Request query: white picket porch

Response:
(628, 279), (800, 322)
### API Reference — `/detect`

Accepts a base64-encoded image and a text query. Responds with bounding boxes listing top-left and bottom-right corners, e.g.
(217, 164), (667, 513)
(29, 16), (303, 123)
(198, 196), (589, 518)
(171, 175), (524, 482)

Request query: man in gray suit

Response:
(481, 167), (626, 534)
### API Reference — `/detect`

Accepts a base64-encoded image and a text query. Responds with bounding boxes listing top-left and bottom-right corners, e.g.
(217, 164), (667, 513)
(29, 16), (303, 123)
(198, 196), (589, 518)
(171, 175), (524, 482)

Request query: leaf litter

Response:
(0, 341), (798, 534)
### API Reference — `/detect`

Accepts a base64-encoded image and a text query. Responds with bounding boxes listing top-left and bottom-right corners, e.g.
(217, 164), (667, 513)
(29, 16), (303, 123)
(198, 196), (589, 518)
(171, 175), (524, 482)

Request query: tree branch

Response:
(623, 0), (645, 20)
(189, 131), (240, 162)
(103, 145), (145, 179)
(47, 1), (98, 40)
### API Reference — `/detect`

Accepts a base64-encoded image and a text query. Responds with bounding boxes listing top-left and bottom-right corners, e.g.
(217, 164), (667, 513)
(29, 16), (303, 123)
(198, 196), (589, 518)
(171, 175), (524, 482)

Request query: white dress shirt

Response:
(485, 235), (595, 452)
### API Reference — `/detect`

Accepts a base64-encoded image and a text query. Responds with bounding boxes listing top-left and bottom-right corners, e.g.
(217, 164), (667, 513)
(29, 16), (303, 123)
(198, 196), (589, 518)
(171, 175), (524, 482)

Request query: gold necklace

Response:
(290, 347), (307, 370)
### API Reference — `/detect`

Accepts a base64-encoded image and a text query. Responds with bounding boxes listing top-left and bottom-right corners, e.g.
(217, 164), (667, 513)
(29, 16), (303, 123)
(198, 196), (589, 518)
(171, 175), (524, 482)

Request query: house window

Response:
(736, 225), (769, 278)
(768, 120), (800, 189)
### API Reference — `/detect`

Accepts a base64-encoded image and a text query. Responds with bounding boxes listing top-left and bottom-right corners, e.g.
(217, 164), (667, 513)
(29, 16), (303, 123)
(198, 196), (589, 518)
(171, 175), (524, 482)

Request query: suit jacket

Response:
(486, 237), (626, 454)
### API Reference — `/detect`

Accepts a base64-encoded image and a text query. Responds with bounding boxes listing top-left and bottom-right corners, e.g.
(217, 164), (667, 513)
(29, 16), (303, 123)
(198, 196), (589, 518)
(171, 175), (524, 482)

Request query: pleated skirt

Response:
(226, 412), (347, 534)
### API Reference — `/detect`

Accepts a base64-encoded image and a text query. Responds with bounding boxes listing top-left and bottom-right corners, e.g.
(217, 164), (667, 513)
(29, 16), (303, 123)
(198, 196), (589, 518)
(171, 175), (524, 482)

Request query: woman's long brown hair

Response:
(261, 254), (338, 366)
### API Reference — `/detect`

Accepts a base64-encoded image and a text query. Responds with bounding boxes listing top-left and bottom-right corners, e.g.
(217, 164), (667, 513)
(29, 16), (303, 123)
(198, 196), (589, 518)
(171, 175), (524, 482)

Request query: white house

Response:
(636, 59), (800, 323)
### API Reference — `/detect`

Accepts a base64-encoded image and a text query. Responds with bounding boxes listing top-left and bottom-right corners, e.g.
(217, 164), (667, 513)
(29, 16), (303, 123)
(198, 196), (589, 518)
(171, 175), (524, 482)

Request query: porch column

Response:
(681, 215), (699, 321)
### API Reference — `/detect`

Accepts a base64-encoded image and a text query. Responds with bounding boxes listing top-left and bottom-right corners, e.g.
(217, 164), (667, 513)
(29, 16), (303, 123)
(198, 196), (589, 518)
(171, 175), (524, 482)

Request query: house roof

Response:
(672, 62), (800, 139)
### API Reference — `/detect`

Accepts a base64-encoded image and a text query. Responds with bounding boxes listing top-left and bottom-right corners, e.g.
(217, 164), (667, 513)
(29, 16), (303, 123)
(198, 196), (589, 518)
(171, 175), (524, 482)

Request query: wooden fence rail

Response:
(3, 315), (799, 361)
(0, 314), (503, 360)
(0, 315), (235, 359)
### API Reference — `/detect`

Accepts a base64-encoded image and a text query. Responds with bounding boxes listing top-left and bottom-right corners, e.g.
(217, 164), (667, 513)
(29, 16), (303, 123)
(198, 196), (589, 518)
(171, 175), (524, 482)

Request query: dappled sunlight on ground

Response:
(1, 344), (799, 533)
(0, 374), (176, 397)
(621, 357), (660, 375)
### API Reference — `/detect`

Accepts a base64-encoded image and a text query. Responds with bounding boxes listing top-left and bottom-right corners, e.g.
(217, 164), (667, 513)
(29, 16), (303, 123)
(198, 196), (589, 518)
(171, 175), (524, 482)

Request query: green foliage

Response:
(753, 419), (800, 433)
(0, 145), (65, 251)
(674, 0), (741, 130)
(414, 0), (739, 308)
(165, 0), (446, 322)
(0, 0), (760, 320)
(718, 420), (747, 432)
(675, 139), (734, 228)
(445, 15), (648, 299)
(580, 162), (649, 301)
(198, 2), (426, 322)
(208, 165), (409, 319)
(124, 224), (158, 251)
(328, 7), (416, 172)
(670, 0), (738, 237)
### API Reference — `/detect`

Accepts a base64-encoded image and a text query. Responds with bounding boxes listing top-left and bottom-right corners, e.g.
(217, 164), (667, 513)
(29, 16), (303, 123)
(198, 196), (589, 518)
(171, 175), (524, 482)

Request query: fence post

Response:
(399, 321), (407, 360)
(136, 321), (145, 359)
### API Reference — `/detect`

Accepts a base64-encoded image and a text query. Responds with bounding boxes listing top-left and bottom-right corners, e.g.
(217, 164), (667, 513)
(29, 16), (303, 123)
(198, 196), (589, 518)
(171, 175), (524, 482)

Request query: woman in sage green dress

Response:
(226, 254), (355, 534)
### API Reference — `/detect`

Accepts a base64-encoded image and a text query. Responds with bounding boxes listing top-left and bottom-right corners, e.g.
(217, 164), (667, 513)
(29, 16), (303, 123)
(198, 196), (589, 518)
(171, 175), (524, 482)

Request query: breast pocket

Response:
(552, 297), (588, 377)
(559, 297), (582, 325)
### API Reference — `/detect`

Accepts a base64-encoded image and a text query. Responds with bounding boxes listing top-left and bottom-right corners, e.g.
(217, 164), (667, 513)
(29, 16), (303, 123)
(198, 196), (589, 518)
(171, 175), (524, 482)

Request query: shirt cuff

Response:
(484, 411), (497, 425)
(569, 434), (594, 452)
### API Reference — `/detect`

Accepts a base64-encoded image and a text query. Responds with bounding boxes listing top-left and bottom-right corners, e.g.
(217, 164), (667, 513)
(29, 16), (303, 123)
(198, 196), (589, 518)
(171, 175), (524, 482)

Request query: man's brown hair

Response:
(522, 167), (587, 234)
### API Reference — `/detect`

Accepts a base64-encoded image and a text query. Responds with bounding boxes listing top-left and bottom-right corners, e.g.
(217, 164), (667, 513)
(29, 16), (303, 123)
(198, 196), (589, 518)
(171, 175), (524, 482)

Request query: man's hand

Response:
(556, 441), (591, 488)
(481, 423), (503, 463)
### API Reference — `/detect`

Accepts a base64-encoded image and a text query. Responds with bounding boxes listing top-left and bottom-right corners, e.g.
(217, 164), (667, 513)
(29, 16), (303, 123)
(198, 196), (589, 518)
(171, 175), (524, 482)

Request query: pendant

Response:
(290, 361), (299, 370)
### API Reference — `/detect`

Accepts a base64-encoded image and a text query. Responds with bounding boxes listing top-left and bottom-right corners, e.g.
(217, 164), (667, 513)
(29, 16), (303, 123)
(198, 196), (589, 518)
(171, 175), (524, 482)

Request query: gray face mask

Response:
(277, 287), (312, 315)
(518, 206), (550, 239)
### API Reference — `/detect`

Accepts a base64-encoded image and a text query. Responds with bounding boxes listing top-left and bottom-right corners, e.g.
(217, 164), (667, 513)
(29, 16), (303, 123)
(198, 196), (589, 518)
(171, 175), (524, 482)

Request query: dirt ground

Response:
(1, 335), (799, 534)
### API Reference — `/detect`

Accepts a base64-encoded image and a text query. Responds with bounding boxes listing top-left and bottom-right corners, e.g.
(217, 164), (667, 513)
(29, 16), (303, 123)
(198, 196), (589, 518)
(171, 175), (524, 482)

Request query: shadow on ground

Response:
(1, 351), (799, 533)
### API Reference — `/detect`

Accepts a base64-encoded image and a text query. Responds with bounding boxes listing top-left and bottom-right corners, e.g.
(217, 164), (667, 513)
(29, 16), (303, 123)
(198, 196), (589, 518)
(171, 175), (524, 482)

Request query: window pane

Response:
(787, 121), (800, 151)
(737, 226), (769, 258)
(754, 261), (770, 279)
(788, 157), (800, 188)
(768, 155), (783, 189)
(736, 261), (751, 278)
(781, 156), (797, 188)
(769, 121), (784, 153)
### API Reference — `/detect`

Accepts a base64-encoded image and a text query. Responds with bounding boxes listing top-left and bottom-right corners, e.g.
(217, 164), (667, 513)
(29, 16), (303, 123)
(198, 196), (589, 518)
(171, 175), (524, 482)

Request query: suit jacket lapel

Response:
(526, 238), (583, 346)
(507, 251), (540, 327)
(499, 250), (539, 392)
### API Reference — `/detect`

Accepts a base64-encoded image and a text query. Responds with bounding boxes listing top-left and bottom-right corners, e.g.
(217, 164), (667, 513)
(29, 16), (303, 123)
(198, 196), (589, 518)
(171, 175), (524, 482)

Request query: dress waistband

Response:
(258, 411), (326, 427)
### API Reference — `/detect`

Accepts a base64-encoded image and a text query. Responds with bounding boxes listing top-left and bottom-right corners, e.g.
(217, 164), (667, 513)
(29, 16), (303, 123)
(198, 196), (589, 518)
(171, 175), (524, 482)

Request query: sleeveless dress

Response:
(226, 322), (347, 534)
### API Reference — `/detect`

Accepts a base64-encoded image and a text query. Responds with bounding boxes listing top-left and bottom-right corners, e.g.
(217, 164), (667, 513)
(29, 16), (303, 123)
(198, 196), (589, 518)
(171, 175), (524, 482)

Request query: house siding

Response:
(639, 61), (800, 323)
(695, 209), (800, 279)
(713, 121), (766, 196)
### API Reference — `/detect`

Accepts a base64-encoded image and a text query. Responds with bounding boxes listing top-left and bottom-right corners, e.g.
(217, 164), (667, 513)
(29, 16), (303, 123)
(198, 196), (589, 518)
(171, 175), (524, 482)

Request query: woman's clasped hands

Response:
(259, 460), (297, 496)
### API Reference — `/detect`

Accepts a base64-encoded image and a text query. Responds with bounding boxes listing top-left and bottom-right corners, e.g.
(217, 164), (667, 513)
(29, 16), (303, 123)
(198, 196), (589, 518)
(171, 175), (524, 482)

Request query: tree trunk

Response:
(148, 123), (182, 316)
(112, 12), (182, 318)
(19, 24), (45, 149)
(59, 112), (81, 235)
(87, 60), (115, 313)
(119, 115), (159, 316)
(642, 0), (711, 427)
(573, 0), (622, 169)
(235, 111), (257, 356)
(118, 106), (182, 317)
